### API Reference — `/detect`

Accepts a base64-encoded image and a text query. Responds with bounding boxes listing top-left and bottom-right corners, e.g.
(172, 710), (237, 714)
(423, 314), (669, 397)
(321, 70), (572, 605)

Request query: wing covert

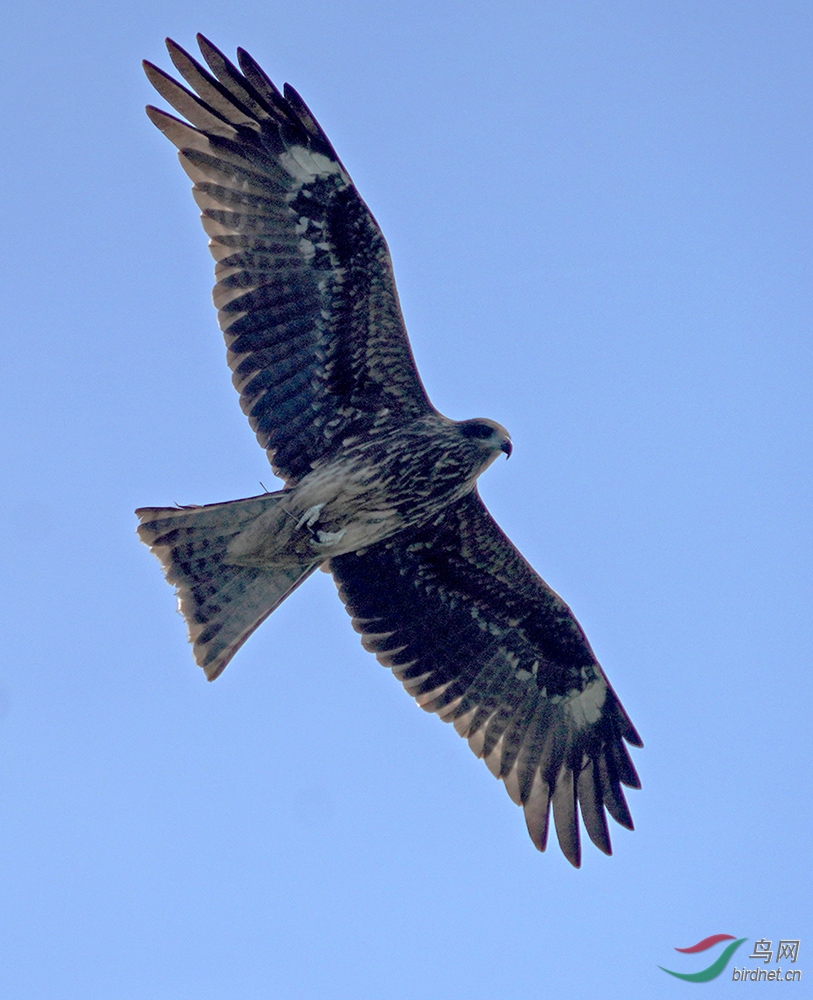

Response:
(144, 36), (433, 483)
(329, 491), (642, 866)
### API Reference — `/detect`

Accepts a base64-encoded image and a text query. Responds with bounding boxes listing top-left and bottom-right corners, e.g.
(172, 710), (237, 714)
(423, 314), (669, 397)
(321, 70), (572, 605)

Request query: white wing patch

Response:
(563, 674), (608, 729)
(280, 146), (349, 187)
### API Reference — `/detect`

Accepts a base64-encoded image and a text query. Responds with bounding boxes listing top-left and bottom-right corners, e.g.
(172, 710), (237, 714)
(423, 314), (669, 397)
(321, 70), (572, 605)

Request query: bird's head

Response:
(459, 418), (513, 470)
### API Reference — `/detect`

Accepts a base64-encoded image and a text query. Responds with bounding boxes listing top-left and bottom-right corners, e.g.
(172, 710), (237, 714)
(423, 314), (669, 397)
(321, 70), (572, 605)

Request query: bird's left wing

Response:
(329, 491), (642, 866)
(143, 36), (434, 484)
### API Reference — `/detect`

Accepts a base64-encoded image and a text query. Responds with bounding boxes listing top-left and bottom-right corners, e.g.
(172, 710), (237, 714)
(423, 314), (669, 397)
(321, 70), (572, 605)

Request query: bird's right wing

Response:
(144, 36), (434, 484)
(330, 491), (642, 866)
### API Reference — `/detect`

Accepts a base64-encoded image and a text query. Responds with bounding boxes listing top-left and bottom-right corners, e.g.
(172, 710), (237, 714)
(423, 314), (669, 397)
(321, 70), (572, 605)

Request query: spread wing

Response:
(330, 492), (642, 866)
(144, 36), (433, 484)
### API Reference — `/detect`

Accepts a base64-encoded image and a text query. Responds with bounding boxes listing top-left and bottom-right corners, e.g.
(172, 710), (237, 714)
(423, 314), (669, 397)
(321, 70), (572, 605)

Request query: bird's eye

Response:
(461, 422), (495, 440)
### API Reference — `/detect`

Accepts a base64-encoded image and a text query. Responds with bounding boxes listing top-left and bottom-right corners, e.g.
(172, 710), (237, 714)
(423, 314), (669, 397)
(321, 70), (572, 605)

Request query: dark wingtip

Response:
(196, 33), (227, 70)
(626, 727), (644, 749)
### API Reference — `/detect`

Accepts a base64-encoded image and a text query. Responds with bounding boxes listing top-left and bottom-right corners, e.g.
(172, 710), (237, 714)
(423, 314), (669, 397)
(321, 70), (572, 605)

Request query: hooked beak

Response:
(501, 437), (512, 459)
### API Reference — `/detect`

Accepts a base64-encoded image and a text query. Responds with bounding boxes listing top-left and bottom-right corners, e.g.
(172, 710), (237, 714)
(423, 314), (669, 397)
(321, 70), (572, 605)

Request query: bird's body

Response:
(225, 414), (511, 566)
(137, 36), (641, 866)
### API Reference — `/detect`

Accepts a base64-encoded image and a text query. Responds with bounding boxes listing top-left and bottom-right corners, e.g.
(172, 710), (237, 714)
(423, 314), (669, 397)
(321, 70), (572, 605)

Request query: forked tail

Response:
(136, 493), (319, 680)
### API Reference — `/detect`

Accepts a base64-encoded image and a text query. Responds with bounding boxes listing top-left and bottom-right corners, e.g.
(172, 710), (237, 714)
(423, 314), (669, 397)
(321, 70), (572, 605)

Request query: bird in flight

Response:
(137, 35), (641, 866)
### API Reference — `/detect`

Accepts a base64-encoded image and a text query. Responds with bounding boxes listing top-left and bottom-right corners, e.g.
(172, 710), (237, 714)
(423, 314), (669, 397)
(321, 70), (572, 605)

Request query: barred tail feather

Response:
(136, 494), (318, 680)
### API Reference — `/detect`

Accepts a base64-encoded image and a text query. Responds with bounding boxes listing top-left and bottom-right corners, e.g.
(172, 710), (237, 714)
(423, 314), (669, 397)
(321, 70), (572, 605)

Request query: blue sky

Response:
(1, 2), (811, 997)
